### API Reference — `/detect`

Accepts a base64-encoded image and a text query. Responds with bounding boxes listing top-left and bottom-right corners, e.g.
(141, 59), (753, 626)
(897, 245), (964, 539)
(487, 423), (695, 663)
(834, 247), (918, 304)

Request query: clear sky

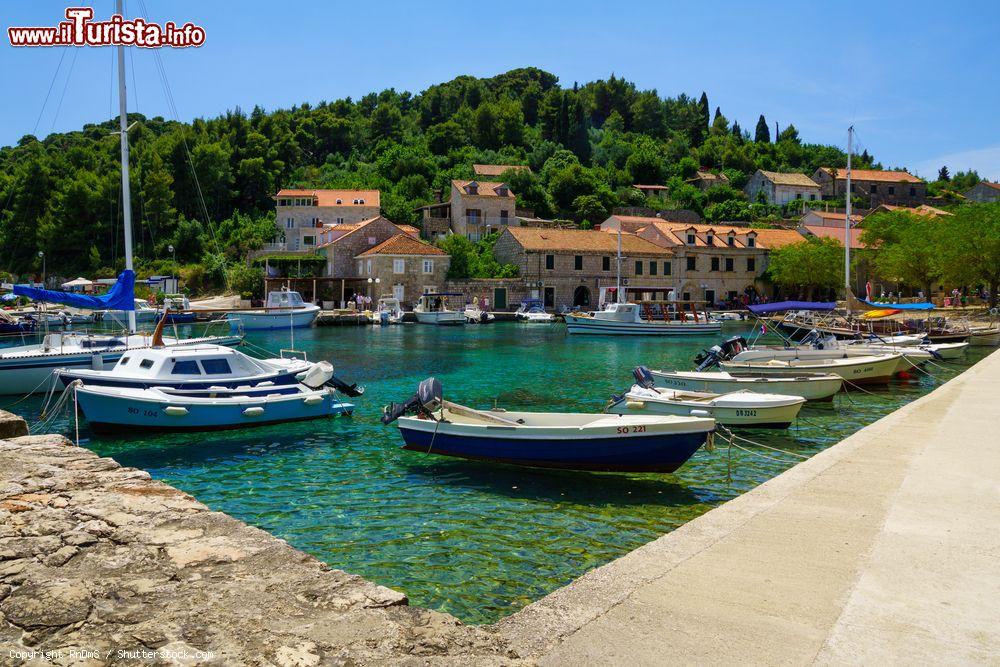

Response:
(2, 0), (998, 179)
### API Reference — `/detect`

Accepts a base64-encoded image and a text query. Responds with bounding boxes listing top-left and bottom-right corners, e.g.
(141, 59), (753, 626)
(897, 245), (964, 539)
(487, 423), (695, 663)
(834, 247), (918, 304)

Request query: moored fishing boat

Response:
(607, 367), (805, 429)
(515, 299), (555, 323)
(463, 304), (495, 323)
(381, 378), (715, 472)
(720, 354), (902, 385)
(413, 293), (465, 325)
(374, 296), (405, 325)
(226, 290), (320, 330)
(648, 368), (843, 401)
(565, 301), (721, 336)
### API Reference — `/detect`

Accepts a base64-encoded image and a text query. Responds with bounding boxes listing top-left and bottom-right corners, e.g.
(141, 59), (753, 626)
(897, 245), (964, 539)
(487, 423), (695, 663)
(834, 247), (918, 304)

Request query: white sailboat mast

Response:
(116, 0), (136, 334)
(844, 126), (853, 302)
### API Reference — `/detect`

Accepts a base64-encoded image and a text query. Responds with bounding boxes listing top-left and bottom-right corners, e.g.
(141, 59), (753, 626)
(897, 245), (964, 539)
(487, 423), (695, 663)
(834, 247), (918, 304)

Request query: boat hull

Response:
(608, 391), (804, 429)
(651, 372), (843, 401)
(565, 315), (721, 336)
(226, 306), (319, 330)
(721, 355), (900, 385)
(969, 329), (1000, 346)
(414, 311), (465, 325)
(396, 417), (711, 473)
(58, 368), (303, 390)
(76, 386), (352, 433)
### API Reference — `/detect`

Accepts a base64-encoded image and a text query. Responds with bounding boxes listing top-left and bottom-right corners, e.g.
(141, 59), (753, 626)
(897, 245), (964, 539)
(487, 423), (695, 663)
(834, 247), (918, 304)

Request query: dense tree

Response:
(767, 237), (844, 300)
(860, 211), (940, 297)
(938, 166), (950, 181)
(1, 67), (898, 283)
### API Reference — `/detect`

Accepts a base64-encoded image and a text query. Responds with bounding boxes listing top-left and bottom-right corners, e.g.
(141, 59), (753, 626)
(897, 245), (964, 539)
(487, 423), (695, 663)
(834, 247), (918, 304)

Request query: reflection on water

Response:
(12, 321), (987, 624)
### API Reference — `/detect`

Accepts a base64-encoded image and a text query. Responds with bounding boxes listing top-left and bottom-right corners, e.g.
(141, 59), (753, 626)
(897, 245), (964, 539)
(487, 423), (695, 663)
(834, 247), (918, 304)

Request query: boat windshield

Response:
(266, 291), (305, 308)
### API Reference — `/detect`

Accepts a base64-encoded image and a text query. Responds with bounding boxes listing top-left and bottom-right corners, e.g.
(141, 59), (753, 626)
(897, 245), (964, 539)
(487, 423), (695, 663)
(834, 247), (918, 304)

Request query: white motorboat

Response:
(73, 363), (354, 433)
(226, 290), (320, 331)
(57, 344), (314, 390)
(969, 327), (1000, 346)
(565, 301), (721, 335)
(710, 311), (745, 322)
(375, 297), (405, 325)
(515, 300), (556, 323)
(0, 330), (243, 395)
(648, 368), (843, 401)
(381, 378), (715, 472)
(101, 299), (160, 324)
(413, 293), (465, 325)
(607, 373), (805, 429)
(464, 305), (495, 324)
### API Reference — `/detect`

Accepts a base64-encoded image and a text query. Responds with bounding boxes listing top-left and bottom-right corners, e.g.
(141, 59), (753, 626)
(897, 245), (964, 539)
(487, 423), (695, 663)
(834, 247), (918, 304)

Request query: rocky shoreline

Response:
(0, 414), (520, 665)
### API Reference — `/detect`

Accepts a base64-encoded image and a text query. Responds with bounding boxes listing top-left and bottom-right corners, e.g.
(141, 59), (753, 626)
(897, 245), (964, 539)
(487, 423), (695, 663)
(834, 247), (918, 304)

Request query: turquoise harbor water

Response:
(10, 322), (989, 624)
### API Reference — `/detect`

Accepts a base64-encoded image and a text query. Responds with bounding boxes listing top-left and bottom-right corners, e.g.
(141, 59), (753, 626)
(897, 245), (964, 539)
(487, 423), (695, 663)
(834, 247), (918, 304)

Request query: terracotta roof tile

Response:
(356, 234), (446, 257)
(504, 227), (673, 256)
(803, 225), (866, 249)
(275, 189), (381, 207)
(817, 168), (923, 184)
(758, 170), (821, 188)
(472, 164), (530, 177)
(751, 228), (808, 248)
(453, 180), (516, 198)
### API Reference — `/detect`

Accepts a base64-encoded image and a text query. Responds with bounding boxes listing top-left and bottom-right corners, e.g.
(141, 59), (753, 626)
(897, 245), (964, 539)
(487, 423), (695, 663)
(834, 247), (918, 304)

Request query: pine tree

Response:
(938, 166), (950, 182)
(755, 114), (770, 143)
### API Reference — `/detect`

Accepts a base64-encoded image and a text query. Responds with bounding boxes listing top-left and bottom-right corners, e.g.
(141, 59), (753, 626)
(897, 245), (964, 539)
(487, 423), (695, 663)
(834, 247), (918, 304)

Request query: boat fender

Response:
(689, 409), (711, 417)
(243, 406), (265, 417)
(91, 354), (104, 371)
(625, 400), (646, 409)
(164, 406), (188, 417)
(303, 395), (324, 406)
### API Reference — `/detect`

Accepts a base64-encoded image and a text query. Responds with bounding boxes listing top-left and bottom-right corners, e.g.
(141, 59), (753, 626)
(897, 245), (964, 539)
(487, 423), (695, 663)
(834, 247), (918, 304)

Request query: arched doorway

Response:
(573, 285), (591, 308)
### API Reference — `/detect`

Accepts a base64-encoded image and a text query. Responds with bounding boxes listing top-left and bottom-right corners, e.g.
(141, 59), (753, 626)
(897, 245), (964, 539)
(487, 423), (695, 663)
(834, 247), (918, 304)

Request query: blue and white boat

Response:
(382, 378), (715, 473)
(73, 362), (355, 433)
(227, 290), (320, 331)
(57, 344), (314, 390)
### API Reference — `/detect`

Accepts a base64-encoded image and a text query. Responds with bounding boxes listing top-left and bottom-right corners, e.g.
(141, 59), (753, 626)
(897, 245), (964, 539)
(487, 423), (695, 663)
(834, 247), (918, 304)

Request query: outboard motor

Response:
(693, 335), (748, 371)
(633, 366), (655, 389)
(299, 361), (365, 397)
(382, 377), (443, 424)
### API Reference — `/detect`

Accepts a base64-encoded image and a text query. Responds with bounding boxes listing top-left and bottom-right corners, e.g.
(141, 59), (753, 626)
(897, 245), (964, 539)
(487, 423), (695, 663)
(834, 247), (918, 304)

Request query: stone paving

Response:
(0, 427), (521, 666)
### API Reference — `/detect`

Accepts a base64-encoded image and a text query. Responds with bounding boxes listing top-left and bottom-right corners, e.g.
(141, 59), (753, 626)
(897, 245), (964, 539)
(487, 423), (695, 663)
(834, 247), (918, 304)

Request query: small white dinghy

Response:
(607, 367), (805, 429)
(648, 368), (843, 401)
(463, 305), (495, 324)
(73, 361), (355, 433)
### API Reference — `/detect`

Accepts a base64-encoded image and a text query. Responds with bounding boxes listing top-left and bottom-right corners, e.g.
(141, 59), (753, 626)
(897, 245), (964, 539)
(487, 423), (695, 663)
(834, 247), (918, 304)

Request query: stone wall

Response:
(323, 217), (406, 277)
(367, 254), (451, 308)
(0, 417), (519, 665)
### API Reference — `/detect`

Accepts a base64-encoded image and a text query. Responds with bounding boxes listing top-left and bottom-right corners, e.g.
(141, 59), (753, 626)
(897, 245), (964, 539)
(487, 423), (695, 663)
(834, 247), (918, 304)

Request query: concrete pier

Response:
(497, 347), (1000, 664)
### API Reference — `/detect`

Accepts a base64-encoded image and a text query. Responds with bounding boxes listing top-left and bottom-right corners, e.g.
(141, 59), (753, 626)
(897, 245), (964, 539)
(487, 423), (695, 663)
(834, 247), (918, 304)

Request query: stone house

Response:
(416, 180), (519, 242)
(632, 184), (670, 199)
(687, 170), (730, 191)
(492, 227), (674, 310)
(271, 189), (380, 252)
(601, 214), (806, 304)
(799, 210), (863, 228)
(963, 181), (1000, 203)
(317, 216), (413, 277)
(812, 167), (926, 206)
(354, 235), (450, 308)
(744, 170), (822, 205)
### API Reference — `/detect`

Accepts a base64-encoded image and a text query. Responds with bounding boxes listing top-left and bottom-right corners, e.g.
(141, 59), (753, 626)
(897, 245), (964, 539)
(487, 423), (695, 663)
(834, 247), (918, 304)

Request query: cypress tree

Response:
(698, 92), (710, 138)
(755, 114), (770, 143)
(713, 106), (722, 121)
(938, 166), (950, 181)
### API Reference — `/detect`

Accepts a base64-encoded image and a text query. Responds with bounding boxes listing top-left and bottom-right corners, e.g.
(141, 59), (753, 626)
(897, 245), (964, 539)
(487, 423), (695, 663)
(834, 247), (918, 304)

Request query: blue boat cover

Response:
(747, 300), (837, 314)
(859, 299), (935, 311)
(12, 270), (135, 311)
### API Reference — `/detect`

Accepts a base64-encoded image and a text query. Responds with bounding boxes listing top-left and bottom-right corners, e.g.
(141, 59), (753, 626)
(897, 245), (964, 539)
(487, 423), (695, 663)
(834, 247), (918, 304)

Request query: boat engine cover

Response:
(418, 377), (443, 411)
(300, 361), (334, 389)
(633, 366), (656, 389)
